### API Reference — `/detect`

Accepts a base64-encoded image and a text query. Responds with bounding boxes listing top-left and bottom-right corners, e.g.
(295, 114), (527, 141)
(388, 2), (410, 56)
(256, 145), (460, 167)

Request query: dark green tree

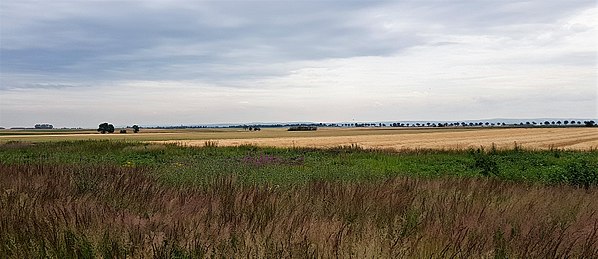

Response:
(97, 122), (115, 134)
(97, 123), (108, 134)
(132, 125), (140, 133)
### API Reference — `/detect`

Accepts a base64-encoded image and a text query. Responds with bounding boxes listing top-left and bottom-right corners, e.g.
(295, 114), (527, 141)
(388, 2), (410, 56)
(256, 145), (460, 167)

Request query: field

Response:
(2, 127), (598, 150)
(1, 128), (597, 257)
(160, 127), (598, 151)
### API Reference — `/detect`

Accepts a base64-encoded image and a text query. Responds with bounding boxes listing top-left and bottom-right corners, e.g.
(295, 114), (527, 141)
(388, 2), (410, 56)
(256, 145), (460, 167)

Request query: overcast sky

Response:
(1, 0), (596, 128)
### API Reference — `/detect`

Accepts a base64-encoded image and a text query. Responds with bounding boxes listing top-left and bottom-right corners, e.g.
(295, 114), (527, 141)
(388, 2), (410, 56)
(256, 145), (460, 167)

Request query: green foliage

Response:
(470, 148), (500, 177)
(0, 140), (597, 186)
(97, 123), (115, 134)
(564, 160), (598, 189)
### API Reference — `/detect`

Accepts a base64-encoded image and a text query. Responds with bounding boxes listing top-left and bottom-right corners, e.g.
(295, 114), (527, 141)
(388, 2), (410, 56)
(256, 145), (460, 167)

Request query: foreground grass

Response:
(1, 163), (597, 258)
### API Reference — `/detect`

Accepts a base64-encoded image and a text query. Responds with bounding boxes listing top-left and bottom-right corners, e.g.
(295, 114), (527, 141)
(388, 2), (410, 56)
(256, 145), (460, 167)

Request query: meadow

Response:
(1, 129), (597, 257)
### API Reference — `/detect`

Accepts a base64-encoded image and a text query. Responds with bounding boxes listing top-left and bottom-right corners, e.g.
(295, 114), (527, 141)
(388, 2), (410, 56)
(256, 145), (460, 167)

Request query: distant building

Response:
(34, 124), (53, 129)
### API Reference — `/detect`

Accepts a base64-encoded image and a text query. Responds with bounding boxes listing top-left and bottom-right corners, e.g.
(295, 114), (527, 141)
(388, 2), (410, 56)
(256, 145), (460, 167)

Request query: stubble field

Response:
(2, 127), (598, 150)
(158, 127), (598, 150)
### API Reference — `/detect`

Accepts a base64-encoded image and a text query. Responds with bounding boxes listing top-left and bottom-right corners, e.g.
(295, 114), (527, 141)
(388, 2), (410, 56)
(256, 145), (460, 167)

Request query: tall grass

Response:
(1, 163), (597, 258)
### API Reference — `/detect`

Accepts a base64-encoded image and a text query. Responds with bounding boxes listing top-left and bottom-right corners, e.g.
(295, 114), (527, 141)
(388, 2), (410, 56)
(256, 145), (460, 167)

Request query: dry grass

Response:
(2, 163), (597, 258)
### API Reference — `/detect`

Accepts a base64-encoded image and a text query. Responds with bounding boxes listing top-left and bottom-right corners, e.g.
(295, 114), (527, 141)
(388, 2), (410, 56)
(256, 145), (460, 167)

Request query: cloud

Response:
(0, 0), (596, 127)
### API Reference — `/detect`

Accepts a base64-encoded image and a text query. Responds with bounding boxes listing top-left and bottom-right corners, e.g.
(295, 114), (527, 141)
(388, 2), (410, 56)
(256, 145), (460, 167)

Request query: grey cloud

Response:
(3, 0), (591, 90)
(1, 1), (408, 89)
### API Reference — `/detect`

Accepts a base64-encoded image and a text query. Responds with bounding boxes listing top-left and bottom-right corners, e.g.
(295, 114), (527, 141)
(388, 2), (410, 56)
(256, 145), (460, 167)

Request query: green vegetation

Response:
(1, 141), (597, 257)
(1, 141), (596, 186)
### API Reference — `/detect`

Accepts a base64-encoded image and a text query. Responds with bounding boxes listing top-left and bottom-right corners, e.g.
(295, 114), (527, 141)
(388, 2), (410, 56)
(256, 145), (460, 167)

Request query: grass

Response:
(1, 141), (597, 185)
(1, 163), (597, 258)
(1, 140), (597, 257)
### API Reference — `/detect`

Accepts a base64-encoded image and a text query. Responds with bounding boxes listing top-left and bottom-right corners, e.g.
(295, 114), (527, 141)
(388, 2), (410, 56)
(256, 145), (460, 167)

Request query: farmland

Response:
(1, 128), (597, 257)
(2, 127), (598, 150)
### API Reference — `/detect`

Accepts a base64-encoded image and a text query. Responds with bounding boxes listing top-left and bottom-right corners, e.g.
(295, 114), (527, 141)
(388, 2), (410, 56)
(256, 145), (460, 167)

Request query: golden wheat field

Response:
(155, 127), (598, 150)
(2, 127), (597, 150)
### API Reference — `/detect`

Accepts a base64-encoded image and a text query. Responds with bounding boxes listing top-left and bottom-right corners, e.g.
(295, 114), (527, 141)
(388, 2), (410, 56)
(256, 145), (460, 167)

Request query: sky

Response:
(0, 0), (596, 128)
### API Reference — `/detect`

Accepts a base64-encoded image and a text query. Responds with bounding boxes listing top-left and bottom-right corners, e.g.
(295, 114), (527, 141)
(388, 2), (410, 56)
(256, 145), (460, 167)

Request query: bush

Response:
(470, 148), (499, 177)
(565, 160), (597, 189)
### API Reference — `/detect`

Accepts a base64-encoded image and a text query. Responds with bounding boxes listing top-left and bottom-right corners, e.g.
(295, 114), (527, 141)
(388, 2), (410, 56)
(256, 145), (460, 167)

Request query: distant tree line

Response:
(34, 124), (53, 129)
(288, 126), (318, 131)
(139, 120), (597, 130)
(242, 125), (261, 131)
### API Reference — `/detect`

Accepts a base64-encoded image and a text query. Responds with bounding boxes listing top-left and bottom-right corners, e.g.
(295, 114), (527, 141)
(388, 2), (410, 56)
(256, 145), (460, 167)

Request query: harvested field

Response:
(158, 128), (598, 151)
(2, 127), (597, 150)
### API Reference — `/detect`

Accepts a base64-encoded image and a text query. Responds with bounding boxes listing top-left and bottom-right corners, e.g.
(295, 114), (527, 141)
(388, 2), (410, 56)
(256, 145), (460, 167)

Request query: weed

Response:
(470, 148), (500, 177)
(565, 160), (598, 189)
(204, 140), (219, 148)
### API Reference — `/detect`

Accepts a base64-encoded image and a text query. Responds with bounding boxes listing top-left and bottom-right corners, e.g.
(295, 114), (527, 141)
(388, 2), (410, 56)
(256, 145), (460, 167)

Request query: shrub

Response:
(470, 148), (499, 177)
(565, 160), (598, 189)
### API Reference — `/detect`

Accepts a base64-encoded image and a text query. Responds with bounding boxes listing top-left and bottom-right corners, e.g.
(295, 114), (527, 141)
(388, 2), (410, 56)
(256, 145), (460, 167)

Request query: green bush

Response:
(565, 160), (597, 189)
(470, 149), (499, 177)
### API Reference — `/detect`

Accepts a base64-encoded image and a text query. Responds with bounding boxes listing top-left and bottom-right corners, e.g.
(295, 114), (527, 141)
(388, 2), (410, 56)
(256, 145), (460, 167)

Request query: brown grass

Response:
(1, 163), (597, 257)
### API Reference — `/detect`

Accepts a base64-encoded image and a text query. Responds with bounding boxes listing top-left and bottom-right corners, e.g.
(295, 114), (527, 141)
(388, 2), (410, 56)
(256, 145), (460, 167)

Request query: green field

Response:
(1, 140), (597, 257)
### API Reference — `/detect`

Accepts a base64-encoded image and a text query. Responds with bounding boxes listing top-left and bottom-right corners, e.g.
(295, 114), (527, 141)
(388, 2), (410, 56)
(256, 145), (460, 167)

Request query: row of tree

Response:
(100, 120), (596, 132)
(386, 120), (596, 128)
(242, 125), (261, 131)
(98, 123), (140, 134)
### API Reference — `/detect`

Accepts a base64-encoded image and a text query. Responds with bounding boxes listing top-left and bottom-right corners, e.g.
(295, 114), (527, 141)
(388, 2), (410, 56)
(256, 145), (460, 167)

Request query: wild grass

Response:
(1, 140), (596, 186)
(1, 163), (597, 258)
(1, 141), (597, 257)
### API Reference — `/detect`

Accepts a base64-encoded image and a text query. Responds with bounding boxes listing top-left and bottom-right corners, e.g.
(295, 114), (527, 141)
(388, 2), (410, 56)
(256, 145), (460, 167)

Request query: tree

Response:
(98, 123), (108, 134)
(97, 122), (115, 134)
(132, 125), (140, 133)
